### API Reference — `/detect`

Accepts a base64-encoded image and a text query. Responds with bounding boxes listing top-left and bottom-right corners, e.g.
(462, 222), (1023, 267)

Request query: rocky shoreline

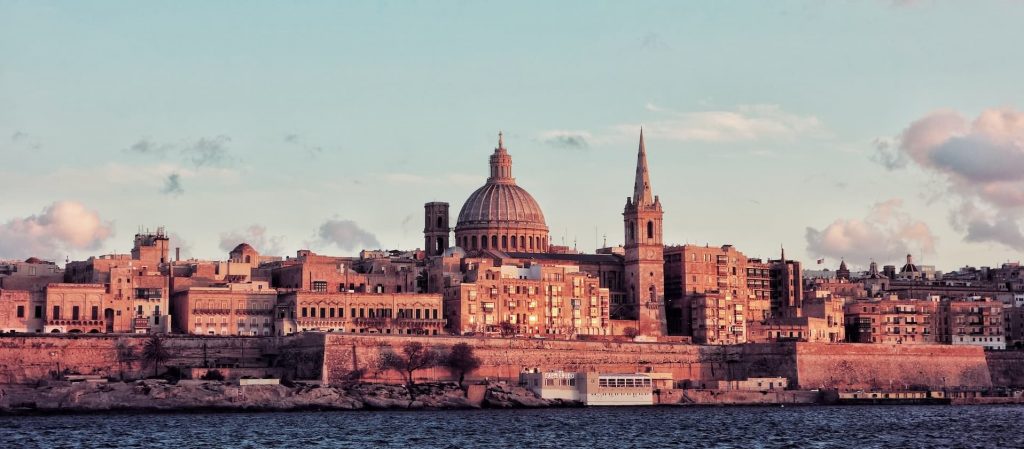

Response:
(0, 380), (578, 414)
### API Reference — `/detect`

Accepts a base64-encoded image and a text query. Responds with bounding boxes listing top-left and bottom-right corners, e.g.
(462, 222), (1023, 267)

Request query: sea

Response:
(1, 405), (1022, 449)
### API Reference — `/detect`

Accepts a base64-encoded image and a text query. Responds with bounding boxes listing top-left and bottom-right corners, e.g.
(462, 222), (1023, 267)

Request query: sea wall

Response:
(0, 334), (288, 384)
(0, 334), (1010, 391)
(793, 343), (992, 389)
(319, 334), (795, 386)
(985, 350), (1024, 388)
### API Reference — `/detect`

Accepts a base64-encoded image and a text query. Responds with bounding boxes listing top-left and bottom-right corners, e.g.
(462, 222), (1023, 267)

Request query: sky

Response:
(2, 1), (1024, 272)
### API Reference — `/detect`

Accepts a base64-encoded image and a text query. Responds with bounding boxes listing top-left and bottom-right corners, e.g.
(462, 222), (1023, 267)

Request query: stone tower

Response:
(623, 129), (667, 337)
(424, 202), (450, 256)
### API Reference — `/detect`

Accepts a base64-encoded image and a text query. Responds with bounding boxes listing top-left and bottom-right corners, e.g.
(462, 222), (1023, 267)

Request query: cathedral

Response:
(423, 130), (666, 337)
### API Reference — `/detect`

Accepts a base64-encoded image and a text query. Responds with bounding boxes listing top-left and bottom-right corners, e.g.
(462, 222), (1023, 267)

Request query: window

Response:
(53, 306), (60, 320)
(35, 306), (42, 319)
(312, 281), (328, 293)
(16, 306), (24, 318)
(647, 221), (654, 239)
(91, 306), (98, 321)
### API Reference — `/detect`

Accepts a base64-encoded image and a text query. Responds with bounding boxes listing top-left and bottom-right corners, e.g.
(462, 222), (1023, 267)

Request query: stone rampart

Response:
(985, 350), (1024, 388)
(793, 343), (992, 389)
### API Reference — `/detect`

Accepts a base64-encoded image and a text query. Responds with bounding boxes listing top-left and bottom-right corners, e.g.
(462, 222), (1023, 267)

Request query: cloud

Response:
(167, 232), (193, 260)
(888, 107), (1024, 249)
(0, 201), (114, 260)
(805, 199), (936, 267)
(870, 136), (906, 170)
(539, 130), (591, 150)
(283, 134), (324, 157)
(124, 139), (172, 157)
(184, 135), (232, 167)
(218, 225), (285, 256)
(619, 104), (823, 143)
(9, 131), (41, 150)
(315, 219), (381, 252)
(161, 173), (184, 196)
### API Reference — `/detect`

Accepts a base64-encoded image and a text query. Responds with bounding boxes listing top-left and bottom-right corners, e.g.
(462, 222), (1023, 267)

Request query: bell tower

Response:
(623, 129), (666, 337)
(423, 202), (450, 256)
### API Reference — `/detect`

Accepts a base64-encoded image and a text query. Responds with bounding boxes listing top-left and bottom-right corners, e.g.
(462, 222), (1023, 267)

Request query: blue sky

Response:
(2, 1), (1024, 271)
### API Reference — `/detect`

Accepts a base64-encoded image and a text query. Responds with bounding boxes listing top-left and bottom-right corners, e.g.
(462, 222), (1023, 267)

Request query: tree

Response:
(141, 336), (171, 378)
(498, 320), (517, 338)
(622, 327), (639, 340)
(377, 341), (441, 388)
(443, 343), (482, 387)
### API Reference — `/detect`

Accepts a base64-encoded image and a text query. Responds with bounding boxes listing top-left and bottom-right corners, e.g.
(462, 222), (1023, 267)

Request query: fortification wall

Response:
(0, 334), (285, 384)
(794, 343), (992, 389)
(320, 334), (796, 385)
(986, 350), (1024, 388)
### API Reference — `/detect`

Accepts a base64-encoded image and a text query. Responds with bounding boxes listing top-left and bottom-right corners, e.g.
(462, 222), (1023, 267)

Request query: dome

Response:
(231, 243), (256, 254)
(453, 132), (550, 253)
(456, 183), (547, 230)
(24, 257), (42, 264)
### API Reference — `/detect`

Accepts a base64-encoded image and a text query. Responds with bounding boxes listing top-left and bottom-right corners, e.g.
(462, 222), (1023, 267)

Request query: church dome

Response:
(454, 133), (549, 253)
(457, 183), (547, 229)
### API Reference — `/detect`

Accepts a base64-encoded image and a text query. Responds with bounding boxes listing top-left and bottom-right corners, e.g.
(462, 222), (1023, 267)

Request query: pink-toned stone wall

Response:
(986, 350), (1024, 388)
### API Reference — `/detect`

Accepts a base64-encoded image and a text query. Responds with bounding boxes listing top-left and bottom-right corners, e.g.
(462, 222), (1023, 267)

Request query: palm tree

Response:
(141, 336), (170, 378)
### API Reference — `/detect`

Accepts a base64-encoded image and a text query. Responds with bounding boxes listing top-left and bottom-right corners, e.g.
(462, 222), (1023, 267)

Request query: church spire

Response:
(633, 128), (654, 206)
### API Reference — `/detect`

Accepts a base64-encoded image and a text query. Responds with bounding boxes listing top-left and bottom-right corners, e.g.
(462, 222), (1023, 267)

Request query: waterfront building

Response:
(276, 291), (444, 335)
(171, 281), (277, 336)
(938, 297), (1005, 350)
(843, 296), (938, 344)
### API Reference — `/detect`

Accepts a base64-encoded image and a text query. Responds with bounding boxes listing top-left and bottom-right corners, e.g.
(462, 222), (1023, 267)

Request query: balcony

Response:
(47, 319), (104, 327)
(192, 308), (232, 315)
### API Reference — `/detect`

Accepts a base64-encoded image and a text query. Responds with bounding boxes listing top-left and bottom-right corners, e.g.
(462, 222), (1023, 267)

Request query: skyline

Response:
(3, 1), (1024, 270)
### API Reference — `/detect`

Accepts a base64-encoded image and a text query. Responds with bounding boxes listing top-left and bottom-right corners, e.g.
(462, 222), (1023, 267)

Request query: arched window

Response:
(510, 235), (517, 249)
(471, 235), (478, 249)
(482, 235), (488, 249)
(491, 235), (498, 248)
(436, 216), (444, 229)
(629, 221), (636, 242)
(502, 235), (508, 249)
(245, 255), (251, 263)
(436, 237), (444, 253)
(647, 221), (654, 239)
(649, 285), (657, 302)
(520, 236), (525, 248)
(529, 236), (534, 250)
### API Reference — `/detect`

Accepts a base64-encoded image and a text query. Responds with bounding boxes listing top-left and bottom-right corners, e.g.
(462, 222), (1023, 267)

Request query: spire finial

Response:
(498, 130), (504, 150)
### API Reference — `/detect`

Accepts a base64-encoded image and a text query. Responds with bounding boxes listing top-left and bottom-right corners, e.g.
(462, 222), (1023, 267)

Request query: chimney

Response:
(176, 247), (181, 262)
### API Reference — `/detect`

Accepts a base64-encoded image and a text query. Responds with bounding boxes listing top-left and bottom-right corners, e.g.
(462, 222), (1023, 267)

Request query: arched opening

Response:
(50, 329), (60, 333)
(649, 284), (657, 302)
(471, 235), (478, 250)
(245, 255), (252, 263)
(436, 237), (444, 254)
(501, 235), (508, 249)
(510, 235), (516, 249)
(491, 235), (498, 248)
(629, 221), (636, 242)
(88, 329), (100, 334)
(529, 236), (534, 250)
(481, 235), (488, 249)
(647, 221), (654, 239)
(520, 236), (525, 249)
(436, 216), (444, 229)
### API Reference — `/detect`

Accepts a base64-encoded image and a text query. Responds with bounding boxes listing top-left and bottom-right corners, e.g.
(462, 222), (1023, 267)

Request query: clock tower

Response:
(623, 129), (667, 337)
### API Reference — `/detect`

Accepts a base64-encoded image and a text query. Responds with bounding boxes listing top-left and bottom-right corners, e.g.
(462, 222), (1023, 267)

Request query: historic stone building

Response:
(622, 130), (666, 337)
(453, 133), (550, 253)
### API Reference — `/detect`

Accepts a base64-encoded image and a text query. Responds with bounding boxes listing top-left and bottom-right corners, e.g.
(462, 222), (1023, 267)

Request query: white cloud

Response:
(891, 107), (1024, 249)
(805, 199), (936, 267)
(619, 104), (823, 143)
(0, 201), (114, 260)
